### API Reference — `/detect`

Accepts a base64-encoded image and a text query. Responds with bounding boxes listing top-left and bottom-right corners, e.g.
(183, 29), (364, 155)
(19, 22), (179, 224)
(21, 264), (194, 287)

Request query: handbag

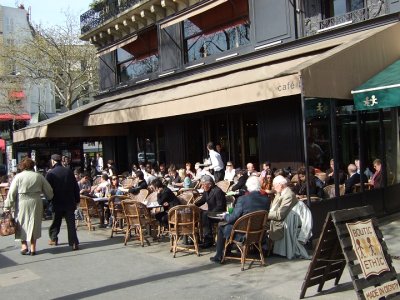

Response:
(0, 211), (17, 236)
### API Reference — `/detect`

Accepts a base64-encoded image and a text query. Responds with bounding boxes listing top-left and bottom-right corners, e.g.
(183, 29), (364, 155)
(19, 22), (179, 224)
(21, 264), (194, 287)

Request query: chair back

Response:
(93, 176), (102, 186)
(177, 192), (194, 205)
(215, 180), (231, 193)
(314, 172), (326, 184)
(121, 200), (149, 227)
(230, 210), (268, 245)
(323, 184), (335, 198)
(80, 195), (98, 215)
(168, 205), (200, 236)
(128, 189), (149, 202)
(146, 191), (158, 202)
(121, 177), (136, 188)
(108, 195), (130, 211)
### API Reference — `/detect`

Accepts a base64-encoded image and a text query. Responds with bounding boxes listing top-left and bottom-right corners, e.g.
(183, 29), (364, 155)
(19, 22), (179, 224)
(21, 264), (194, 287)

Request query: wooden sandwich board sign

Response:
(300, 206), (400, 299)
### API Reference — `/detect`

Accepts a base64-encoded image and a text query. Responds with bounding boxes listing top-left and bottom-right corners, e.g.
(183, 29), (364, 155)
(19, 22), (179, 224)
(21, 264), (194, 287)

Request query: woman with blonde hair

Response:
(4, 158), (53, 255)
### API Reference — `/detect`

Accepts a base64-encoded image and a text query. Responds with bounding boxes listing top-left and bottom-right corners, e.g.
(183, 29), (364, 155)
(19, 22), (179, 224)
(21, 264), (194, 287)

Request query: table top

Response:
(93, 197), (109, 202)
(207, 211), (226, 220)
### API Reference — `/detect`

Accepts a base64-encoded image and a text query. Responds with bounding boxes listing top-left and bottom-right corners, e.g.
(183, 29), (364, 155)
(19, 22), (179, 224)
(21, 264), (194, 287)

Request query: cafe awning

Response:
(86, 23), (400, 126)
(12, 100), (128, 143)
(0, 113), (30, 121)
(351, 59), (400, 111)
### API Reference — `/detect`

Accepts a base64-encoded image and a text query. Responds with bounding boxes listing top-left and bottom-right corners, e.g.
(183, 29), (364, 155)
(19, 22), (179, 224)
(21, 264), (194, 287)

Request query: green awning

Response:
(351, 59), (400, 111)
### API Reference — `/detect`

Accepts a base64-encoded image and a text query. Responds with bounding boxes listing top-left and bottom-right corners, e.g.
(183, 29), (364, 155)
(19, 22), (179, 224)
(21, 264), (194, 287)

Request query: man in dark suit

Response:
(210, 176), (270, 263)
(345, 163), (367, 194)
(195, 175), (226, 248)
(46, 154), (80, 250)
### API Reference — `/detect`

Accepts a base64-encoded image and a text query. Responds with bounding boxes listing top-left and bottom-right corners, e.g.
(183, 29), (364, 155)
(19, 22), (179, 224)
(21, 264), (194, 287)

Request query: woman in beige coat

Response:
(4, 158), (53, 255)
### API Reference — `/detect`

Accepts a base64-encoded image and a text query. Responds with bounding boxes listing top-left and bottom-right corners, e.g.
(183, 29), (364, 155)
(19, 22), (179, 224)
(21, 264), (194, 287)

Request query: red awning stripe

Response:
(0, 113), (31, 121)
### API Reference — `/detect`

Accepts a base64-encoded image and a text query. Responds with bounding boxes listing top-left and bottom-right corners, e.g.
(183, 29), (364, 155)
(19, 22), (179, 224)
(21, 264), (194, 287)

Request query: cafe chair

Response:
(168, 205), (201, 258)
(121, 177), (135, 189)
(215, 180), (231, 193)
(177, 192), (194, 205)
(128, 189), (149, 203)
(221, 210), (268, 271)
(108, 195), (130, 238)
(121, 200), (158, 247)
(79, 195), (101, 231)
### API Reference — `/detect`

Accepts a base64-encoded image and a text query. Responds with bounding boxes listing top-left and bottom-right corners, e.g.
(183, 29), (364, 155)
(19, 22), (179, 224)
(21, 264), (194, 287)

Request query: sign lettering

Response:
(363, 280), (400, 300)
(346, 219), (390, 278)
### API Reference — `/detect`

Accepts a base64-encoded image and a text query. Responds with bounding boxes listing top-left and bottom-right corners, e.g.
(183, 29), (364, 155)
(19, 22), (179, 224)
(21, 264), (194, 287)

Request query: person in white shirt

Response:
(206, 142), (224, 183)
(224, 161), (236, 181)
(95, 153), (103, 175)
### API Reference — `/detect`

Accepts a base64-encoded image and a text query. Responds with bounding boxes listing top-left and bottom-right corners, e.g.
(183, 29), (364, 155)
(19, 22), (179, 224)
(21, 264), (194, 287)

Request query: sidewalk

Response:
(0, 214), (399, 300)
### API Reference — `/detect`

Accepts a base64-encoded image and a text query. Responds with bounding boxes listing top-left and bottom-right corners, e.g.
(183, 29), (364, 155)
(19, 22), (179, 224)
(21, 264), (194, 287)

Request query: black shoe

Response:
(209, 256), (222, 264)
(20, 249), (29, 255)
(30, 251), (36, 256)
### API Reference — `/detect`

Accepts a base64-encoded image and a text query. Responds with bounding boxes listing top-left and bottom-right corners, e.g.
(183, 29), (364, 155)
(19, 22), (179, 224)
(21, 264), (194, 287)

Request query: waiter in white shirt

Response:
(206, 142), (225, 183)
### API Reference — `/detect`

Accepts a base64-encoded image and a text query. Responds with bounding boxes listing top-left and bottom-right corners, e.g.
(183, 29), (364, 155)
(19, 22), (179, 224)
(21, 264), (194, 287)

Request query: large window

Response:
(183, 0), (250, 63)
(117, 28), (159, 83)
(323, 0), (364, 18)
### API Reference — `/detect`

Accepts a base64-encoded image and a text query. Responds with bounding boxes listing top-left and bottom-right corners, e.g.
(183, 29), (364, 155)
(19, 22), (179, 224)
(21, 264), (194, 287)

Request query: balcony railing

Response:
(80, 0), (141, 35)
(304, 2), (388, 37)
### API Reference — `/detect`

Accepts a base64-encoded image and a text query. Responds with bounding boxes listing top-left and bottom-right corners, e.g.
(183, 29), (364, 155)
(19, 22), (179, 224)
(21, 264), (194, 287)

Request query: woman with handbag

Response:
(4, 158), (53, 255)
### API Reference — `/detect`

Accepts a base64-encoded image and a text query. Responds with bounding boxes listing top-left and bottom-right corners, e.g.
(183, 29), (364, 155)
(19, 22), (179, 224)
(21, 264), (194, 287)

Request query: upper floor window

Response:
(183, 0), (250, 63)
(117, 27), (159, 83)
(322, 0), (364, 18)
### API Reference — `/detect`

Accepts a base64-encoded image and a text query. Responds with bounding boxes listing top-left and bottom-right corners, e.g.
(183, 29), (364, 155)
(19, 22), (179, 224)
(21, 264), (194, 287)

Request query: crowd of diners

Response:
(0, 142), (384, 262)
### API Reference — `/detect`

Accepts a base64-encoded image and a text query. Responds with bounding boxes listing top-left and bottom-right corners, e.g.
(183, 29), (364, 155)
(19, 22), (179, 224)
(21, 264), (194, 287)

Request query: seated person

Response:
(78, 172), (91, 196)
(92, 174), (110, 197)
(231, 169), (249, 196)
(109, 176), (124, 196)
(325, 159), (346, 185)
(173, 169), (191, 189)
(185, 162), (195, 179)
(246, 162), (259, 176)
(193, 162), (214, 182)
(144, 166), (156, 185)
(195, 175), (226, 248)
(259, 161), (271, 183)
(293, 167), (322, 198)
(152, 178), (180, 227)
(224, 161), (236, 182)
(128, 170), (148, 195)
(370, 158), (383, 189)
(269, 175), (312, 259)
(268, 175), (298, 244)
(165, 166), (181, 186)
(345, 164), (368, 194)
(210, 176), (270, 263)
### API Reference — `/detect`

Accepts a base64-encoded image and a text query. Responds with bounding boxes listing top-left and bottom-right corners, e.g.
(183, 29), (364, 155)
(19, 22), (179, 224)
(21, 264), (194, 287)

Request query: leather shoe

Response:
(209, 256), (222, 264)
(48, 239), (58, 246)
(30, 251), (36, 256)
(72, 244), (79, 251)
(20, 249), (29, 255)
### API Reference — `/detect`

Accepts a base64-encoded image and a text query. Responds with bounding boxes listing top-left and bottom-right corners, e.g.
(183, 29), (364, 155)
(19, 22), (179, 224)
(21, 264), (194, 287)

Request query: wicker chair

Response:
(221, 210), (268, 271)
(216, 180), (231, 193)
(121, 200), (157, 246)
(108, 195), (130, 238)
(168, 205), (201, 257)
(146, 191), (158, 203)
(177, 192), (194, 205)
(323, 184), (345, 198)
(79, 195), (101, 231)
(121, 177), (137, 189)
(93, 176), (102, 186)
(128, 189), (149, 203)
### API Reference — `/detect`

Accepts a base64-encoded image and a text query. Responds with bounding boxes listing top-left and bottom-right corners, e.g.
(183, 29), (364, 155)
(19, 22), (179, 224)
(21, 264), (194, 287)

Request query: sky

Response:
(1, 0), (93, 27)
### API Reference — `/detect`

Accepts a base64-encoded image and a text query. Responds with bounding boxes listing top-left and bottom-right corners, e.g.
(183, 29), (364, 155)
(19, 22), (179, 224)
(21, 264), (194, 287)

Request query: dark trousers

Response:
(214, 170), (224, 183)
(201, 211), (220, 242)
(215, 223), (227, 259)
(49, 210), (79, 246)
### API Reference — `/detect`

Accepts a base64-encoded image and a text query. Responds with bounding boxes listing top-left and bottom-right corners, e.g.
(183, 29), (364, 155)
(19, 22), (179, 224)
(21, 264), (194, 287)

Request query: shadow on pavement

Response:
(52, 263), (221, 300)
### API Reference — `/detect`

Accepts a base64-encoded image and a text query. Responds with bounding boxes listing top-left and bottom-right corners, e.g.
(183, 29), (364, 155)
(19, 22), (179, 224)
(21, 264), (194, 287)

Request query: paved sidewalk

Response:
(0, 215), (399, 300)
